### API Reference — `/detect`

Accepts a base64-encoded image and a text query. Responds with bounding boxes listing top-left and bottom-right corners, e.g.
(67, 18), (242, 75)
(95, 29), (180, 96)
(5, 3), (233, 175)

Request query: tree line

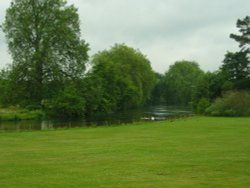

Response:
(152, 16), (250, 116)
(0, 0), (249, 118)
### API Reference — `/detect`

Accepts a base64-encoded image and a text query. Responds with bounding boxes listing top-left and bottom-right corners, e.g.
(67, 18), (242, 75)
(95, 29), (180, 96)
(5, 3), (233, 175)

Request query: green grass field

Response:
(0, 117), (250, 188)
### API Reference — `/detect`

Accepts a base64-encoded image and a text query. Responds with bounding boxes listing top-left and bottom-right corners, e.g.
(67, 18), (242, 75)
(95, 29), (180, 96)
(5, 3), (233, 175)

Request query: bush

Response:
(44, 86), (85, 119)
(206, 91), (250, 116)
(196, 98), (210, 114)
(0, 107), (44, 121)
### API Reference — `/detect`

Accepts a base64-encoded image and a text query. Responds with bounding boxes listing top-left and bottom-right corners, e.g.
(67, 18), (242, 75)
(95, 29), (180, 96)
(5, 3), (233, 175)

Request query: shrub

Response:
(196, 98), (210, 114)
(44, 86), (85, 119)
(0, 107), (44, 121)
(206, 91), (250, 116)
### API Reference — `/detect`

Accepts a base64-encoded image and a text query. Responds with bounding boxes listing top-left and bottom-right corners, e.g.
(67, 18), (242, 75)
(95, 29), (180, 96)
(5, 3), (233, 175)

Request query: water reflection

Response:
(0, 106), (192, 132)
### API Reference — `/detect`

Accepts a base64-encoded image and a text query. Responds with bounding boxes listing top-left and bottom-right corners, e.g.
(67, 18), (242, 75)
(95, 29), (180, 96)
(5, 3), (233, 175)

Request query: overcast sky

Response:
(0, 0), (249, 73)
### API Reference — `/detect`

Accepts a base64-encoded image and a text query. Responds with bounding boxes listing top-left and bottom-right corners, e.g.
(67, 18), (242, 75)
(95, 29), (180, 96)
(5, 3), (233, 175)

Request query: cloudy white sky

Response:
(0, 0), (249, 73)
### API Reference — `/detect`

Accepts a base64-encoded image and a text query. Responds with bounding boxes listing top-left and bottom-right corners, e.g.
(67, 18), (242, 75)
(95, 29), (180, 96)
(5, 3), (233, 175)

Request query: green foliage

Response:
(149, 72), (166, 105)
(221, 80), (234, 92)
(192, 71), (225, 113)
(1, 0), (89, 105)
(0, 69), (10, 106)
(206, 91), (250, 116)
(230, 16), (250, 51)
(192, 73), (210, 112)
(0, 5), (247, 120)
(222, 51), (249, 84)
(85, 44), (156, 113)
(0, 107), (44, 121)
(162, 60), (204, 105)
(44, 85), (85, 119)
(196, 98), (210, 114)
(221, 16), (250, 90)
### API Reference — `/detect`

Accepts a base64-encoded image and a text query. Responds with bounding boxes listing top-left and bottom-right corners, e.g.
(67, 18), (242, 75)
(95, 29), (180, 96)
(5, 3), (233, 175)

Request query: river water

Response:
(0, 106), (192, 132)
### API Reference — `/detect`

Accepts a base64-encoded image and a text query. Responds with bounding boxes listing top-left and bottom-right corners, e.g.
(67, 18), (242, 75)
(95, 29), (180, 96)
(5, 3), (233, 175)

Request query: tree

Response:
(221, 16), (250, 89)
(149, 72), (166, 105)
(230, 16), (250, 51)
(162, 61), (204, 105)
(1, 0), (89, 105)
(85, 44), (156, 114)
(192, 71), (225, 113)
(0, 69), (11, 106)
(43, 83), (86, 118)
(222, 51), (249, 81)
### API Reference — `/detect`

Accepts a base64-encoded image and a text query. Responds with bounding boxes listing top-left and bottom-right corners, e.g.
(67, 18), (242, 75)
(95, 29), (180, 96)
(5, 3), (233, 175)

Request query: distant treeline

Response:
(0, 0), (249, 118)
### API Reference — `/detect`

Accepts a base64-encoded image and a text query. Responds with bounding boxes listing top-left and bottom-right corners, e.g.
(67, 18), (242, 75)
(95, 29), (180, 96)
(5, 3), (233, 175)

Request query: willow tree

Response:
(162, 61), (204, 105)
(84, 44), (156, 114)
(1, 0), (89, 105)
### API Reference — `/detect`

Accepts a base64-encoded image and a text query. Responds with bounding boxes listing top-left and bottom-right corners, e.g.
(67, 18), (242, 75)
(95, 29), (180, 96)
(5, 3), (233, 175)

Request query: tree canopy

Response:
(0, 6), (249, 119)
(221, 16), (250, 90)
(161, 61), (204, 105)
(84, 44), (156, 114)
(1, 0), (89, 106)
(230, 16), (250, 51)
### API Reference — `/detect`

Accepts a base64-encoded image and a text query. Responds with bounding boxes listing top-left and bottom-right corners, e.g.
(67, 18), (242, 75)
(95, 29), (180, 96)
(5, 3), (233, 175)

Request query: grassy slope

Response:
(0, 117), (249, 188)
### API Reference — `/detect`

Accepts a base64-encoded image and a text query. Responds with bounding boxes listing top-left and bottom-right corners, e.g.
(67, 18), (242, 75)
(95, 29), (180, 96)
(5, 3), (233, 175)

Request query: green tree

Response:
(192, 71), (225, 113)
(149, 72), (166, 105)
(0, 69), (11, 106)
(43, 83), (86, 118)
(230, 16), (250, 51)
(221, 16), (250, 90)
(162, 61), (204, 105)
(192, 73), (210, 112)
(1, 0), (89, 106)
(85, 44), (156, 114)
(222, 51), (249, 81)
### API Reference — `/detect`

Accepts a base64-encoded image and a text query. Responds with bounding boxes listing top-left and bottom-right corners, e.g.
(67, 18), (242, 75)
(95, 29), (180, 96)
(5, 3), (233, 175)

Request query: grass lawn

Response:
(0, 117), (250, 188)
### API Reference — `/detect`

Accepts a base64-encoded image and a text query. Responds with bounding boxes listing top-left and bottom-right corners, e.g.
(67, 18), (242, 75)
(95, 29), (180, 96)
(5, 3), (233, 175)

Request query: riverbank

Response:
(0, 117), (249, 187)
(0, 107), (44, 121)
(0, 105), (192, 130)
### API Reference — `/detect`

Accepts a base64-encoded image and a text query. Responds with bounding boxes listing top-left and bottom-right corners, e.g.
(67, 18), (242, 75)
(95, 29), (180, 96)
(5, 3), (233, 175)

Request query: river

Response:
(0, 106), (192, 132)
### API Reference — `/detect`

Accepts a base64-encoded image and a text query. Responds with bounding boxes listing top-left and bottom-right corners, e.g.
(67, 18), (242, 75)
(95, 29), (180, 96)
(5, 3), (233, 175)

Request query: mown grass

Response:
(0, 117), (249, 188)
(0, 107), (44, 121)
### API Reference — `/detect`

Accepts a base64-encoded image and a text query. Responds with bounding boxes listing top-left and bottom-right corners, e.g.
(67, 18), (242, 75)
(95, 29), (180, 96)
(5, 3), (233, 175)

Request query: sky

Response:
(0, 0), (249, 73)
